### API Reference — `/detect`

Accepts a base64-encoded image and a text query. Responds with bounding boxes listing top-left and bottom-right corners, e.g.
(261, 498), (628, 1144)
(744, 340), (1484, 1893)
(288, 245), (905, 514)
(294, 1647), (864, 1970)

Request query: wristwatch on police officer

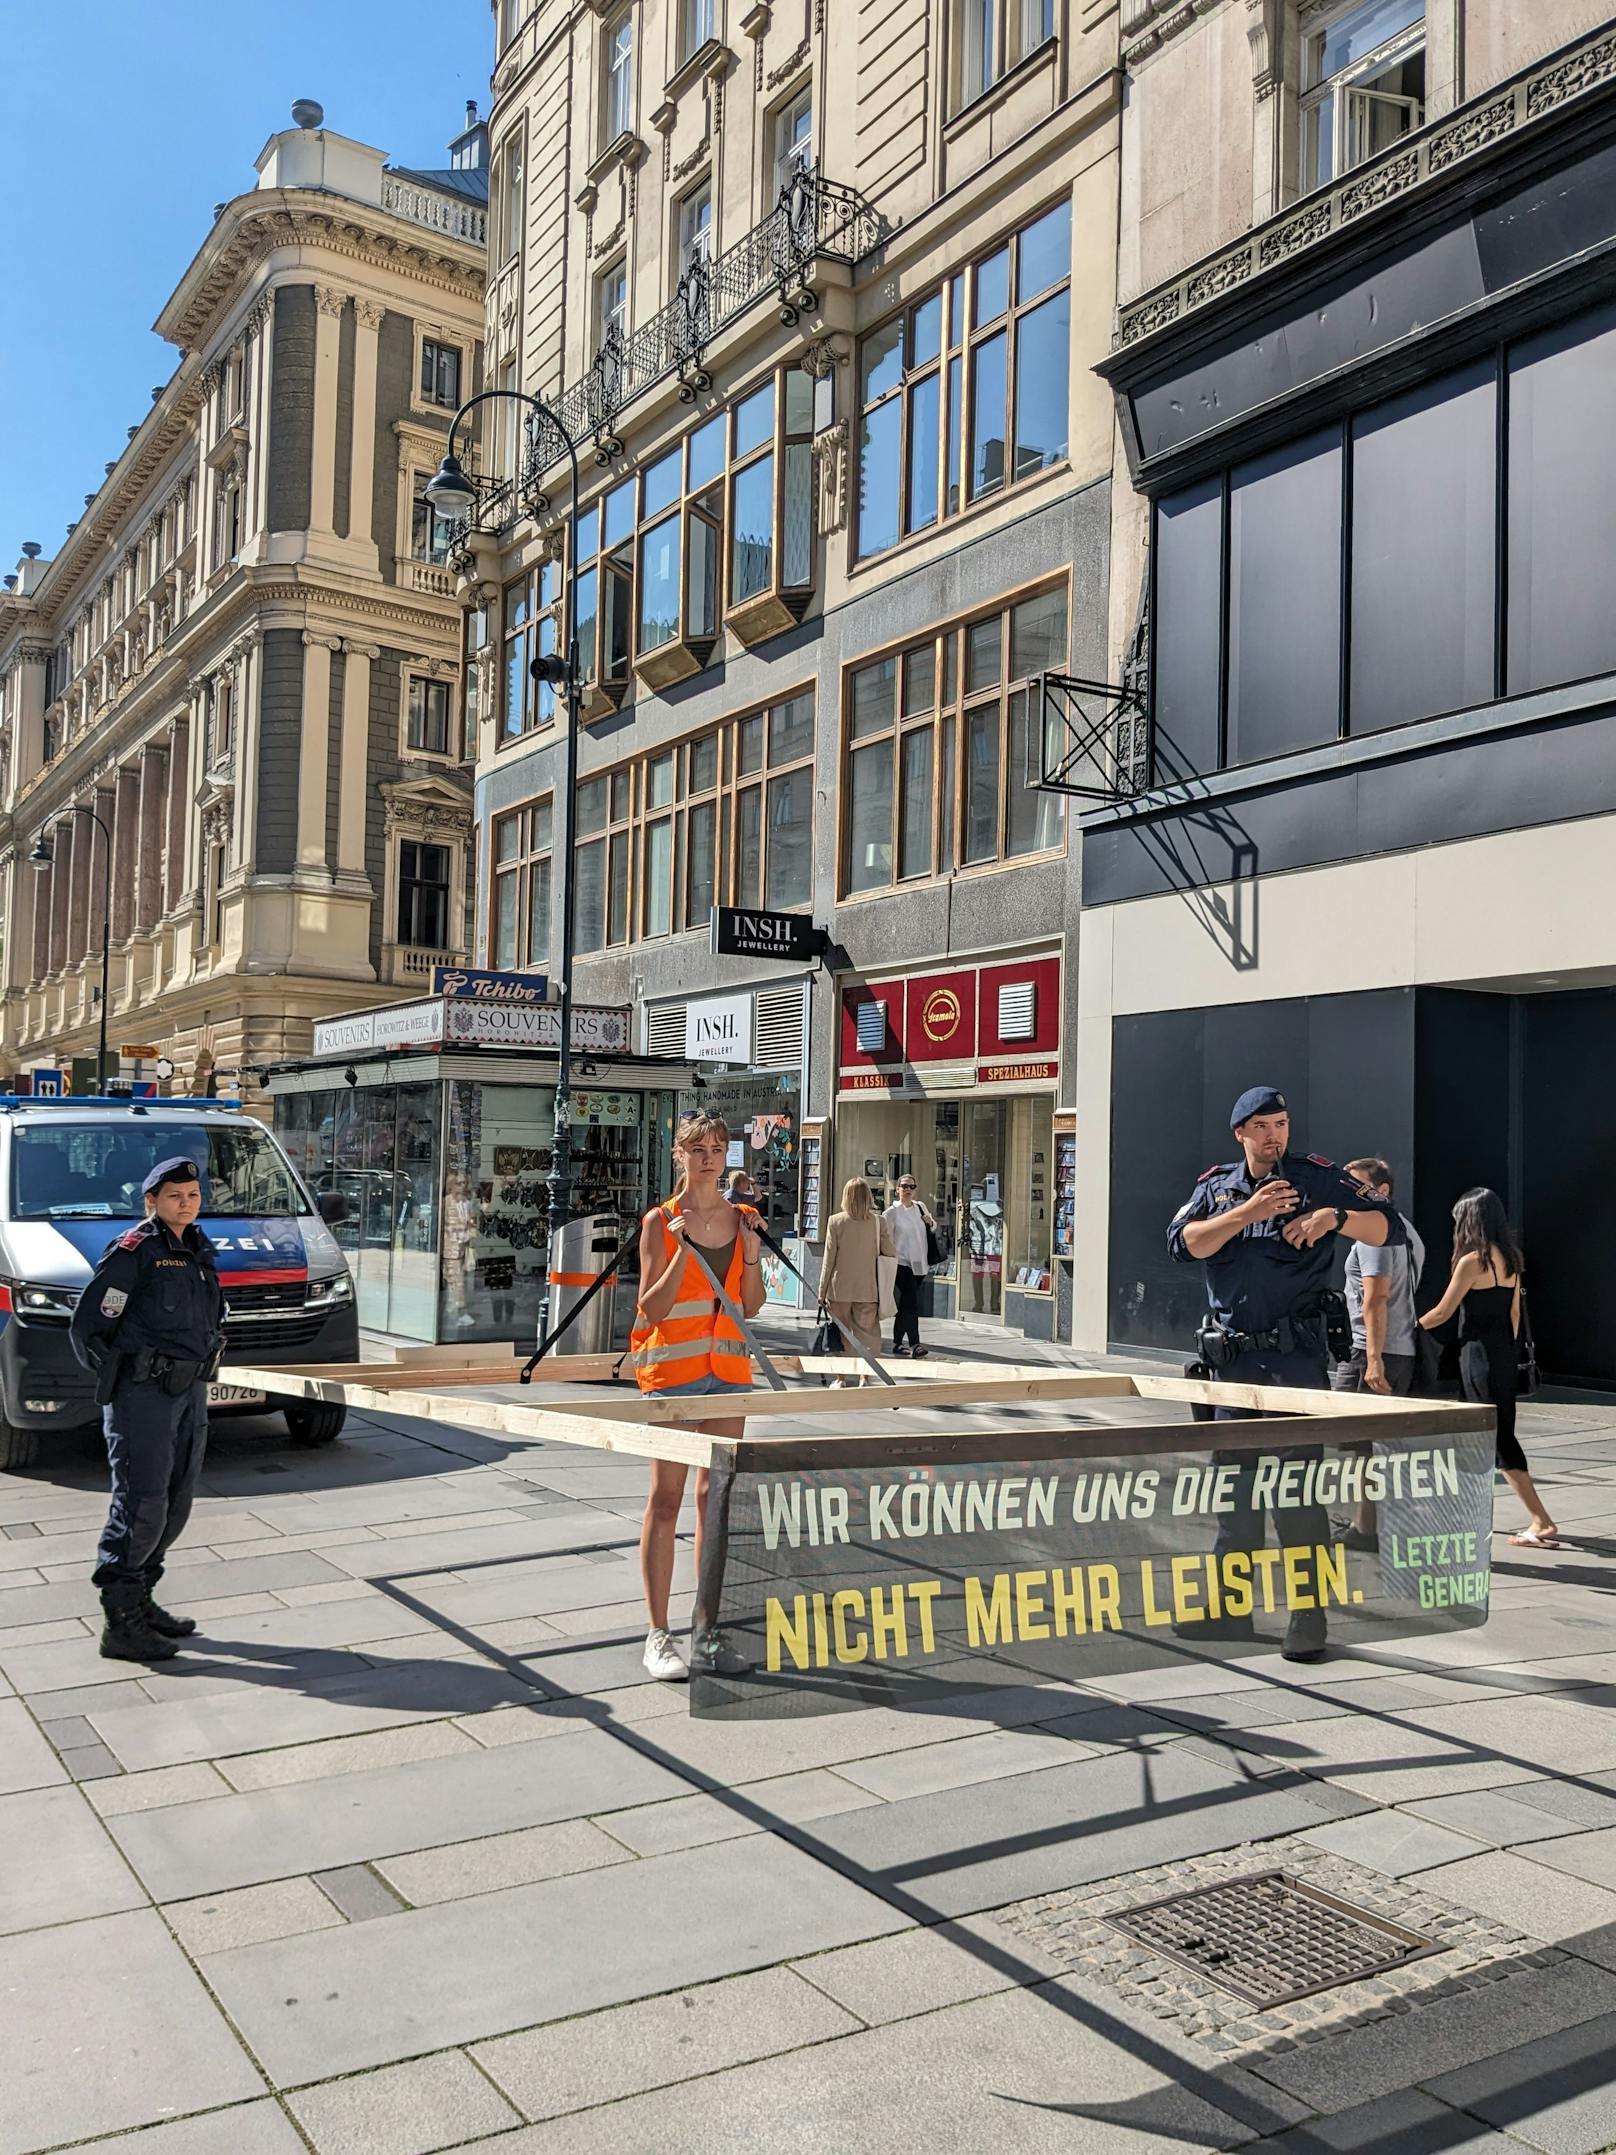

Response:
(1331, 1205), (1347, 1233)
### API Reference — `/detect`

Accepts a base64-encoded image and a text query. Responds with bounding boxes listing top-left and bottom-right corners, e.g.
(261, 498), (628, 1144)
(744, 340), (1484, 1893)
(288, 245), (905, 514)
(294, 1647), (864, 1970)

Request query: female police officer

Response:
(69, 1157), (227, 1662)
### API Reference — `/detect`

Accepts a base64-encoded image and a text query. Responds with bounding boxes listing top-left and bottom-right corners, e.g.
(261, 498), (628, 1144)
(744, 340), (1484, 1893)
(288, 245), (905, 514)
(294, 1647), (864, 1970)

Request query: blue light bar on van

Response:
(0, 1097), (244, 1111)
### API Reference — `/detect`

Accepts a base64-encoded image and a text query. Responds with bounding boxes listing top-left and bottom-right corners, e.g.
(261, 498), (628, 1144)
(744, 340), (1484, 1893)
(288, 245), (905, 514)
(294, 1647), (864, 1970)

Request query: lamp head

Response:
(27, 838), (52, 872)
(424, 452), (477, 516)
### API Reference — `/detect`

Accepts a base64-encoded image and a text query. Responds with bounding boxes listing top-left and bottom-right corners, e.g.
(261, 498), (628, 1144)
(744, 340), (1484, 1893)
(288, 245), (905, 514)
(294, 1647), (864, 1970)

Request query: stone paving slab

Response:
(1422, 2009), (1616, 2153)
(287, 2052), (523, 2154)
(1254, 1957), (1616, 2113)
(1416, 1848), (1616, 1944)
(0, 1698), (66, 1793)
(375, 1817), (632, 1903)
(0, 1908), (263, 2154)
(472, 1964), (863, 2123)
(1516, 1823), (1616, 1891)
(832, 1725), (1093, 1801)
(732, 1767), (886, 1825)
(0, 1783), (146, 1936)
(46, 2102), (310, 2155)
(455, 1977), (1262, 2154)
(216, 1717), (480, 1792)
(1402, 1784), (1616, 1845)
(1244, 2088), (1521, 2151)
(85, 1760), (233, 1816)
(201, 1832), (911, 2084)
(792, 1912), (1064, 2024)
(807, 1746), (1326, 1919)
(165, 1875), (347, 1955)
(86, 1657), (536, 1771)
(108, 1724), (689, 1900)
(1293, 1810), (1487, 1877)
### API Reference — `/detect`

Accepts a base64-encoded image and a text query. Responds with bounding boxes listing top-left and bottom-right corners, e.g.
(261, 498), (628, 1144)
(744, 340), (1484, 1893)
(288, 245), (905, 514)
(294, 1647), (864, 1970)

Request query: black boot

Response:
(1283, 1609), (1328, 1664)
(143, 1593), (196, 1639)
(99, 1584), (179, 1663)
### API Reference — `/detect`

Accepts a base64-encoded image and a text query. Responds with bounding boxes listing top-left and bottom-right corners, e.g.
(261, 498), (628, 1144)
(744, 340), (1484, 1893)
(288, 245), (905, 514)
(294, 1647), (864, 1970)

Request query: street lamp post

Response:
(29, 803), (113, 1091)
(425, 392), (582, 1341)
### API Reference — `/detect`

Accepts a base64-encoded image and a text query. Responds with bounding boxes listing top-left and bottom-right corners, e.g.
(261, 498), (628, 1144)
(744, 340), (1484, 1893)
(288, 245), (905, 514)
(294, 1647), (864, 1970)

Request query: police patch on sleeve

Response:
(100, 1287), (129, 1317)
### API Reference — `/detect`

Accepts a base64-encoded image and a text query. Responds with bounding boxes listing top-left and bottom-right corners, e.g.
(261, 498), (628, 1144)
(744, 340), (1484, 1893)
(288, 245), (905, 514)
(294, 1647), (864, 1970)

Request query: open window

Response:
(1300, 0), (1425, 191)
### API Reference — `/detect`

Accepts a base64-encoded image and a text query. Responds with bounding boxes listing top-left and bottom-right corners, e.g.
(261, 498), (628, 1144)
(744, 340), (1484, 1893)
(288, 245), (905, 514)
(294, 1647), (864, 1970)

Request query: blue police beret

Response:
(1230, 1087), (1287, 1129)
(143, 1157), (201, 1196)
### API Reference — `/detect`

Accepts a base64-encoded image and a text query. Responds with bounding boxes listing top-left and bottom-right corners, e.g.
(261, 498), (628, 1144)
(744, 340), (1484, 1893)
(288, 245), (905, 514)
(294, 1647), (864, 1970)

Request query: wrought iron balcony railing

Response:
(471, 172), (882, 529)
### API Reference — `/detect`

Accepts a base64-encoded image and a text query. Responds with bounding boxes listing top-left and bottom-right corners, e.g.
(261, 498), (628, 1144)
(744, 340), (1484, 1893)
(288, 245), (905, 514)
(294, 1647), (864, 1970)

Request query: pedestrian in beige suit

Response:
(818, 1178), (894, 1378)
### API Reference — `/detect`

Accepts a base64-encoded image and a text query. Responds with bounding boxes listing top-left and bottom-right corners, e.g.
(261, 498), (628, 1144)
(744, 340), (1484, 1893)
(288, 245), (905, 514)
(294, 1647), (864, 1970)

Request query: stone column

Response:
(181, 687), (207, 911)
(349, 300), (385, 549)
(310, 288), (346, 536)
(164, 716), (189, 915)
(49, 817), (72, 974)
(231, 639), (260, 874)
(336, 641), (378, 885)
(111, 766), (140, 944)
(67, 805), (92, 966)
(297, 631), (342, 872)
(250, 292), (275, 540)
(136, 741), (167, 932)
(195, 365), (221, 571)
(29, 852), (50, 984)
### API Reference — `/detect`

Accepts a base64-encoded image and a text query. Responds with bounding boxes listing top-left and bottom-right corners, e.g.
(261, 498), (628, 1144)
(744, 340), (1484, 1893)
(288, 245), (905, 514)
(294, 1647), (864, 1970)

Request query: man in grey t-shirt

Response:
(1330, 1156), (1425, 1397)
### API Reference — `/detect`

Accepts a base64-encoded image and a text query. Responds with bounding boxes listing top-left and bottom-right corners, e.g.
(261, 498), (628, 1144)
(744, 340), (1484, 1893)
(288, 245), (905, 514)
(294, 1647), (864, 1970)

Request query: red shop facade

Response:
(832, 947), (1069, 1334)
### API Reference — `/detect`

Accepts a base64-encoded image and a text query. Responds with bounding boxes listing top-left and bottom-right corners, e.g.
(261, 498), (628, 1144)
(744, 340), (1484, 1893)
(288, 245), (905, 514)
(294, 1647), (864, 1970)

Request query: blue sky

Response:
(0, 0), (489, 565)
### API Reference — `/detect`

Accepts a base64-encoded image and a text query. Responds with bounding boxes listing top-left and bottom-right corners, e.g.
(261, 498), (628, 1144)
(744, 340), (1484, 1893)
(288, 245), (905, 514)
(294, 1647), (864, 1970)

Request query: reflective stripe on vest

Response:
(631, 1204), (754, 1392)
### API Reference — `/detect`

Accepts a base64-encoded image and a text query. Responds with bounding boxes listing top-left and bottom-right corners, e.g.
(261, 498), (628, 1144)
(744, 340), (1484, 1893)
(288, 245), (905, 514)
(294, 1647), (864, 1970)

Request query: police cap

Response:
(142, 1157), (201, 1197)
(1230, 1086), (1287, 1130)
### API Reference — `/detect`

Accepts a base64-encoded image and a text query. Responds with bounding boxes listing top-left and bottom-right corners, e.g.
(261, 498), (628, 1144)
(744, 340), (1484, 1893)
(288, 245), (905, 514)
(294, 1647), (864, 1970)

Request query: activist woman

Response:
(630, 1111), (766, 1680)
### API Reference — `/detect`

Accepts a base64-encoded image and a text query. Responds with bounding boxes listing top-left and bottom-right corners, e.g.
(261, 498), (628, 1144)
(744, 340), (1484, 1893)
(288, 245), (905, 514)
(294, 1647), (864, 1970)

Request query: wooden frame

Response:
(224, 1352), (1494, 1476)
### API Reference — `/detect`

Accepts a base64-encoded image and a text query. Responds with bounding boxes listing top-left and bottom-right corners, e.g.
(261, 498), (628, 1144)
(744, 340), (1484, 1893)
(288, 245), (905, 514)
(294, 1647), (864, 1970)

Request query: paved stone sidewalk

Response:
(3, 1375), (1616, 2153)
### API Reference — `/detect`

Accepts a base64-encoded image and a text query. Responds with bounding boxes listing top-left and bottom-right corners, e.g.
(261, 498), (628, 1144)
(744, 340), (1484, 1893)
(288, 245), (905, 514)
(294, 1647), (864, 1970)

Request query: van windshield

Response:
(11, 1122), (312, 1221)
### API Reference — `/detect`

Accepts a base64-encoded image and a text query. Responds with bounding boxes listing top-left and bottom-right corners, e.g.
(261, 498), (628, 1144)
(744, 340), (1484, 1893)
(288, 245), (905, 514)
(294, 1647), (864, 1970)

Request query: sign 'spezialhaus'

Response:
(710, 906), (826, 963)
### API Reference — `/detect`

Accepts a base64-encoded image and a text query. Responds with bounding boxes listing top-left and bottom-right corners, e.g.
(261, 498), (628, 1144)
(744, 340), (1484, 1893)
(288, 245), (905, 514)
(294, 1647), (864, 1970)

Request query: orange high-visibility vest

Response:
(631, 1202), (756, 1393)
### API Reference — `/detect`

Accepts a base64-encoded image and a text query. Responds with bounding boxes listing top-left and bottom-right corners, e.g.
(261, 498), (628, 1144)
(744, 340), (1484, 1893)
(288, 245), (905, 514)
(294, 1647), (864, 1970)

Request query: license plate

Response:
(208, 1383), (266, 1408)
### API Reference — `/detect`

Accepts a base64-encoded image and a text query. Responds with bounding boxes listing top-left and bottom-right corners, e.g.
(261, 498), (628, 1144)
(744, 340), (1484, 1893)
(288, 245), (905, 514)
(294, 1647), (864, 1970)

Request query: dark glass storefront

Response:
(274, 1069), (679, 1344)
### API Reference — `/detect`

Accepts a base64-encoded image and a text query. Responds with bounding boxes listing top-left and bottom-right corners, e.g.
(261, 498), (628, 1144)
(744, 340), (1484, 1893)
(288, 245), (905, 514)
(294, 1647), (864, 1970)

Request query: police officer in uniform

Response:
(1168, 1088), (1403, 1663)
(69, 1158), (227, 1663)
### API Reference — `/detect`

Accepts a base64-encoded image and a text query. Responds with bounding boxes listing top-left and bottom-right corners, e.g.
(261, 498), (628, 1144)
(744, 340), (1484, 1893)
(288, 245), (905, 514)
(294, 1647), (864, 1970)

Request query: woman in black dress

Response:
(1419, 1187), (1558, 1549)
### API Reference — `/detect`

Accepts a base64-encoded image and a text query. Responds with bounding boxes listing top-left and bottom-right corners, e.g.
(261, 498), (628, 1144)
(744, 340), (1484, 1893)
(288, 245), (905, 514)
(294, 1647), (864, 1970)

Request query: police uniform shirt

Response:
(1168, 1151), (1404, 1338)
(68, 1217), (225, 1376)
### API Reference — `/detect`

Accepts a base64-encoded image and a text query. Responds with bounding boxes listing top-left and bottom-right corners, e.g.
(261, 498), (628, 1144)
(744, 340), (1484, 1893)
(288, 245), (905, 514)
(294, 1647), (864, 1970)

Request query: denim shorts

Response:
(656, 1373), (751, 1398)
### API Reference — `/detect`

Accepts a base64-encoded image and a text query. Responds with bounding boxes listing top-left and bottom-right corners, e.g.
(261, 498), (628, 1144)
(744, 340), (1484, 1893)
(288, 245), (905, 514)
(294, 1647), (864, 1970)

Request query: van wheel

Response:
(0, 1418), (41, 1472)
(285, 1402), (346, 1447)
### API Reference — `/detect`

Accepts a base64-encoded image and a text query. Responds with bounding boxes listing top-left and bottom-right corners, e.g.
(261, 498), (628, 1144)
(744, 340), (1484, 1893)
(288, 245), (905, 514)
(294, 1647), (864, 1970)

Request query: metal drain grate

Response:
(1107, 1871), (1436, 2008)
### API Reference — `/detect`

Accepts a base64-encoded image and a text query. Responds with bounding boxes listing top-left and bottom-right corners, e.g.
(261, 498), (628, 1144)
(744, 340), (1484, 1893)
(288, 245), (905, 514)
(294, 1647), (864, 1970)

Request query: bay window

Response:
(841, 585), (1067, 895)
(857, 199), (1070, 560)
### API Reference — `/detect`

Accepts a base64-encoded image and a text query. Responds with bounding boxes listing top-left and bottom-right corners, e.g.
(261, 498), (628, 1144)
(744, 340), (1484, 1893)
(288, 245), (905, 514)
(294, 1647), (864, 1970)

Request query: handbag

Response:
(924, 1216), (944, 1270)
(1516, 1287), (1540, 1397)
(810, 1302), (843, 1359)
(877, 1252), (900, 1320)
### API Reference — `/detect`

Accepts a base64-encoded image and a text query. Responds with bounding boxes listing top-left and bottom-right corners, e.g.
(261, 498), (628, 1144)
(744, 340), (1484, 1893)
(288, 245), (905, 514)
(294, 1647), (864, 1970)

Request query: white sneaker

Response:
(643, 1627), (689, 1682)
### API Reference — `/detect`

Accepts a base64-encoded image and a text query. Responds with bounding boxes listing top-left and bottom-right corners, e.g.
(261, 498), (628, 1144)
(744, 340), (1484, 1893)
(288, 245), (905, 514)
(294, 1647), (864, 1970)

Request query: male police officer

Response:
(69, 1158), (227, 1662)
(1168, 1088), (1403, 1662)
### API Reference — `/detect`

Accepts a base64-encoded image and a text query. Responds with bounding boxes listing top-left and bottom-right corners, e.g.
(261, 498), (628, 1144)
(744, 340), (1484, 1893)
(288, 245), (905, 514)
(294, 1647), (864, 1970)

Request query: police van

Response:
(0, 1097), (358, 1469)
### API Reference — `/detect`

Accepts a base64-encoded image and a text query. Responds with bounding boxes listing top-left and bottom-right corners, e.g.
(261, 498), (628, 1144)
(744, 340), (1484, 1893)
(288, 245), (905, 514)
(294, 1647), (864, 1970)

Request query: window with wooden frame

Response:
(573, 766), (634, 955)
(406, 675), (454, 757)
(499, 559), (561, 743)
(419, 338), (462, 411)
(604, 8), (634, 146)
(856, 198), (1071, 562)
(493, 128), (526, 265)
(397, 840), (452, 948)
(954, 0), (1056, 110)
(491, 796), (553, 969)
(840, 583), (1067, 896)
(727, 365), (816, 642)
(550, 365), (818, 709)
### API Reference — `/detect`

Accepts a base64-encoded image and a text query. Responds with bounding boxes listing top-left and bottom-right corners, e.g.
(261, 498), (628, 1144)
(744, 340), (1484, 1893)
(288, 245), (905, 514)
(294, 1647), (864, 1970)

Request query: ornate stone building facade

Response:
(0, 104), (487, 1106)
(463, 0), (1121, 1340)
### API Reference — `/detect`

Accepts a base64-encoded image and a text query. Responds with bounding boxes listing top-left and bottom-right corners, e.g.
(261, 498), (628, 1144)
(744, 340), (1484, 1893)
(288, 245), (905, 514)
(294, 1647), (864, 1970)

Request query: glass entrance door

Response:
(959, 1098), (1007, 1317)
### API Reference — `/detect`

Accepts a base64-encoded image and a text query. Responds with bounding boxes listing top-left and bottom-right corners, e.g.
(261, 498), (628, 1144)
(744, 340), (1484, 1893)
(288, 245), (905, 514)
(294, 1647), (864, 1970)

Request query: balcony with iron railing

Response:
(463, 170), (883, 534)
(381, 174), (488, 249)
